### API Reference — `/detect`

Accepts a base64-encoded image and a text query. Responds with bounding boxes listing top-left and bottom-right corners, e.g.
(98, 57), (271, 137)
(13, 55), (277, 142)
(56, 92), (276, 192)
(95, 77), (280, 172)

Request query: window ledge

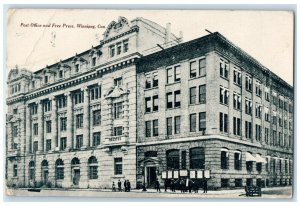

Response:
(189, 75), (206, 81)
(165, 81), (181, 87)
(220, 76), (229, 81)
(144, 86), (159, 91)
(233, 82), (242, 87)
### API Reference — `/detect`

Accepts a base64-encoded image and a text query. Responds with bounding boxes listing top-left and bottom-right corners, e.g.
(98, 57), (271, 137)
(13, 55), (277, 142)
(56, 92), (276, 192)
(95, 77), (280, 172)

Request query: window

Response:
(246, 161), (253, 172)
(233, 117), (241, 136)
(234, 152), (242, 170)
(109, 45), (115, 57)
(284, 101), (288, 111)
(279, 117), (283, 127)
(33, 141), (38, 152)
(74, 91), (84, 104)
(116, 42), (122, 55)
(166, 92), (173, 108)
(29, 161), (35, 180)
(266, 158), (269, 172)
(75, 135), (83, 149)
(265, 108), (270, 122)
(114, 77), (122, 87)
(273, 114), (277, 125)
(12, 125), (18, 137)
(175, 116), (181, 134)
(235, 179), (243, 187)
(245, 75), (252, 91)
(114, 102), (123, 119)
(57, 96), (67, 108)
(55, 159), (64, 180)
(145, 97), (151, 113)
(166, 149), (180, 169)
(199, 58), (206, 76)
(46, 139), (51, 151)
(174, 66), (181, 82)
(181, 151), (187, 169)
(199, 112), (206, 132)
(75, 64), (80, 73)
(166, 117), (172, 135)
(233, 93), (241, 110)
(233, 69), (242, 85)
(153, 120), (158, 136)
(272, 93), (277, 105)
(46, 121), (52, 133)
(199, 85), (206, 104)
(153, 73), (158, 87)
(219, 112), (228, 133)
(88, 156), (98, 179)
(93, 110), (101, 126)
(220, 87), (229, 105)
(255, 124), (262, 141)
(289, 103), (293, 113)
(76, 114), (83, 128)
(44, 101), (52, 112)
(13, 164), (18, 177)
(114, 127), (123, 136)
(190, 147), (205, 169)
(33, 123), (38, 136)
(32, 81), (35, 89)
(265, 88), (270, 102)
(123, 40), (129, 53)
(167, 68), (174, 84)
(190, 87), (196, 104)
(153, 95), (158, 111)
(31, 104), (38, 115)
(145, 151), (158, 158)
(279, 97), (284, 109)
(60, 117), (67, 131)
(145, 72), (158, 89)
(220, 58), (229, 79)
(221, 150), (229, 169)
(245, 99), (252, 115)
(174, 90), (181, 107)
(92, 132), (101, 146)
(90, 86), (101, 100)
(145, 121), (151, 137)
(273, 131), (277, 146)
(245, 121), (252, 139)
(60, 137), (66, 150)
(255, 81), (262, 97)
(44, 76), (48, 84)
(58, 70), (63, 78)
(265, 128), (269, 144)
(190, 61), (197, 78)
(92, 57), (96, 67)
(114, 158), (122, 175)
(221, 179), (229, 188)
(145, 75), (151, 89)
(190, 113), (196, 132)
(284, 120), (288, 129)
(13, 108), (18, 114)
(255, 104), (262, 118)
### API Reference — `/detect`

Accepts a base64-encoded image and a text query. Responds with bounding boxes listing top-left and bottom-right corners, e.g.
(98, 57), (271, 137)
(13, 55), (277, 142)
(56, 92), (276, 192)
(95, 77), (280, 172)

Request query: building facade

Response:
(6, 17), (293, 190)
(136, 32), (293, 189)
(6, 16), (181, 189)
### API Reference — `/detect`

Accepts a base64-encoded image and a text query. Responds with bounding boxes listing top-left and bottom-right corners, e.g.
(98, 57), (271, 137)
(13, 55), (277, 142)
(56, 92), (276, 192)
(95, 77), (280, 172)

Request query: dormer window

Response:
(58, 70), (63, 79)
(117, 43), (122, 55)
(109, 45), (115, 57)
(92, 57), (96, 67)
(75, 64), (80, 73)
(44, 76), (48, 84)
(114, 77), (122, 87)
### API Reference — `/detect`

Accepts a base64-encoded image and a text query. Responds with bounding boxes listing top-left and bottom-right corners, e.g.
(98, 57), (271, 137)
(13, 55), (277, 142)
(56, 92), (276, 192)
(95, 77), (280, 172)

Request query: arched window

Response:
(55, 159), (64, 180)
(166, 149), (179, 169)
(190, 147), (205, 169)
(234, 151), (242, 170)
(41, 160), (48, 167)
(221, 148), (229, 169)
(71, 157), (80, 166)
(88, 156), (98, 179)
(29, 161), (35, 180)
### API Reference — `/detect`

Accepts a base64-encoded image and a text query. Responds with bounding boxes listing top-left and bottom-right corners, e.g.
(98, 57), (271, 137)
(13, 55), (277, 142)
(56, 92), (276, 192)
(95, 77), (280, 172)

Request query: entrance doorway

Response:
(146, 167), (157, 188)
(41, 160), (49, 185)
(71, 157), (81, 186)
(72, 169), (80, 185)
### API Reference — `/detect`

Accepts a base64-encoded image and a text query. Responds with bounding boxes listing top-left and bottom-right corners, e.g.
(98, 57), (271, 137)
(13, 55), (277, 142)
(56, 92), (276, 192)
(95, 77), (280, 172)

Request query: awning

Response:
(246, 152), (256, 162)
(255, 154), (267, 163)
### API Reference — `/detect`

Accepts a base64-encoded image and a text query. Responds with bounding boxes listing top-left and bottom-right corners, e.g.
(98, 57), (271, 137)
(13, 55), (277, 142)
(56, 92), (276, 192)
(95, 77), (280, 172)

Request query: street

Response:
(5, 186), (292, 199)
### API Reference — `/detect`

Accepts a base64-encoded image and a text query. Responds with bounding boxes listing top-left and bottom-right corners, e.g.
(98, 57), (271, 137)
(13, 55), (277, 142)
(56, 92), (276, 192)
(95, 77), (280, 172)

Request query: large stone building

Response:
(6, 16), (293, 190)
(6, 16), (181, 189)
(136, 32), (293, 189)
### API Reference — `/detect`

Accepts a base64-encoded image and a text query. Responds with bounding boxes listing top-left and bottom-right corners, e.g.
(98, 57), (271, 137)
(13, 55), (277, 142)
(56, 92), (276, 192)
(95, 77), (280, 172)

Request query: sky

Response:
(6, 10), (294, 85)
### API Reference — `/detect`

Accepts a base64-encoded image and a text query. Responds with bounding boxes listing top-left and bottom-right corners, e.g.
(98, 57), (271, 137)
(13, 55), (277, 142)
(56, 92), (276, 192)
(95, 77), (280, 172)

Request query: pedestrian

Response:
(124, 180), (127, 192)
(203, 177), (208, 193)
(118, 179), (122, 192)
(127, 180), (131, 192)
(193, 180), (199, 193)
(112, 182), (116, 192)
(180, 179), (185, 193)
(170, 179), (174, 192)
(164, 179), (168, 192)
(188, 179), (193, 193)
(155, 179), (161, 192)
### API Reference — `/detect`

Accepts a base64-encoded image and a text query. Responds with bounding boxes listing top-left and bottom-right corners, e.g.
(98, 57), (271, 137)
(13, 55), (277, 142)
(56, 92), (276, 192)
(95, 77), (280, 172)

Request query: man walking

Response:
(127, 180), (131, 192)
(155, 179), (161, 192)
(203, 177), (208, 193)
(118, 179), (122, 192)
(124, 180), (127, 192)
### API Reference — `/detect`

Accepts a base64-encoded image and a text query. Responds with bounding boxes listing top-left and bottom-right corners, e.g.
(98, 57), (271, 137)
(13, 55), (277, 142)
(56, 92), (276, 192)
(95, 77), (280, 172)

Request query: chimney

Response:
(165, 23), (171, 44)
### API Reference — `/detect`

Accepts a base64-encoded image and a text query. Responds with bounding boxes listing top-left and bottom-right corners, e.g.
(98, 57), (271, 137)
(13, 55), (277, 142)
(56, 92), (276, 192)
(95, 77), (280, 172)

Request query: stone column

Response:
(66, 92), (73, 150)
(19, 105), (27, 155)
(26, 105), (32, 153)
(37, 100), (44, 152)
(82, 87), (90, 148)
(51, 97), (58, 151)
